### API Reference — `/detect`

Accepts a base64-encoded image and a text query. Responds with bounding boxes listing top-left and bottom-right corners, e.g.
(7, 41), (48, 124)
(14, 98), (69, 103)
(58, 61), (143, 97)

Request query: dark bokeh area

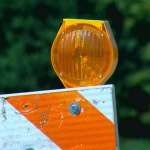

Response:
(0, 0), (150, 149)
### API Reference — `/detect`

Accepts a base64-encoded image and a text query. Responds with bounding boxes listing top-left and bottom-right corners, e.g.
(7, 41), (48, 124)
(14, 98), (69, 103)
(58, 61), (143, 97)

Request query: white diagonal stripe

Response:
(78, 87), (114, 123)
(0, 98), (61, 150)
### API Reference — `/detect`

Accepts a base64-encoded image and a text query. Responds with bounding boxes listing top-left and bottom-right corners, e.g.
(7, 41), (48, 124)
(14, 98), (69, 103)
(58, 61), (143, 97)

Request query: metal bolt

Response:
(99, 75), (102, 78)
(62, 32), (65, 35)
(60, 73), (63, 76)
(69, 102), (81, 115)
(101, 34), (104, 38)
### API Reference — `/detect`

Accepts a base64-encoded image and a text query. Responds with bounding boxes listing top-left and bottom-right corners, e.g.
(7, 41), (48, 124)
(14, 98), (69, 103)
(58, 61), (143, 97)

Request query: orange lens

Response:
(51, 23), (113, 87)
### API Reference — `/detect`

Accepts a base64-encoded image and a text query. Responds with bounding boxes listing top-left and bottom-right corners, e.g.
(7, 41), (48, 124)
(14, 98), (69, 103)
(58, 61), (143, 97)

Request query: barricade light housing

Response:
(51, 19), (118, 88)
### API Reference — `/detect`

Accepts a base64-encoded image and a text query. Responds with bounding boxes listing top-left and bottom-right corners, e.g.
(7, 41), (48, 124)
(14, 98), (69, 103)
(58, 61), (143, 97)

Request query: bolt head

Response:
(99, 75), (102, 78)
(60, 73), (63, 76)
(69, 102), (81, 115)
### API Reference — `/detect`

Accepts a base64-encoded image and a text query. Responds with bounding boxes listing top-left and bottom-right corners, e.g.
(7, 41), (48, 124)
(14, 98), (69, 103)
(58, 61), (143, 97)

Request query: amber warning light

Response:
(51, 19), (118, 88)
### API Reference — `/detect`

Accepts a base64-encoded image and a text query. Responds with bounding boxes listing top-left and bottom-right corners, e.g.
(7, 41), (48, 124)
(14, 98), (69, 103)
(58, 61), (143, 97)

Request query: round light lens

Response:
(51, 23), (113, 87)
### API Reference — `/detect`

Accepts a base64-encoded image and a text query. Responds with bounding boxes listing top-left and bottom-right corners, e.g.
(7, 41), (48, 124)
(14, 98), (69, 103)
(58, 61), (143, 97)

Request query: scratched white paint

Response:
(78, 86), (115, 123)
(0, 84), (114, 98)
(0, 98), (61, 150)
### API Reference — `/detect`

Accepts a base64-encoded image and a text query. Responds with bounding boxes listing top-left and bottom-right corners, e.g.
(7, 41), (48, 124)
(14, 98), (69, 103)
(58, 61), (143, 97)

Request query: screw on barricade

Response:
(26, 148), (34, 150)
(69, 102), (81, 115)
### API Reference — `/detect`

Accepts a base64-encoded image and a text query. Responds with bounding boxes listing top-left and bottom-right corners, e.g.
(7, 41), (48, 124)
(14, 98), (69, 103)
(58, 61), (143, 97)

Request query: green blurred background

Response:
(0, 0), (150, 149)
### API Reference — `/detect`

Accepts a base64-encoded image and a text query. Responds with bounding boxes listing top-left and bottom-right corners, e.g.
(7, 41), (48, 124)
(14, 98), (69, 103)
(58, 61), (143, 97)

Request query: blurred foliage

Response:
(0, 0), (150, 149)
(120, 137), (150, 150)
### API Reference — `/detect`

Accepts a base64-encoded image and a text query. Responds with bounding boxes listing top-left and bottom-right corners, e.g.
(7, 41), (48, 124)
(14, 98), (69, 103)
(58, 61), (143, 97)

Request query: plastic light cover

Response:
(51, 23), (113, 87)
